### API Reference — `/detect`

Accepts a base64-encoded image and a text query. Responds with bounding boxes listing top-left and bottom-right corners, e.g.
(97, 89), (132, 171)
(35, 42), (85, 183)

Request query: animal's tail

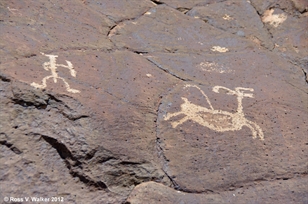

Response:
(184, 84), (214, 110)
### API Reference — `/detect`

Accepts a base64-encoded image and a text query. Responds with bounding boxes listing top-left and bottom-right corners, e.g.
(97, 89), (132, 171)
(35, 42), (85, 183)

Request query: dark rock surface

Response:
(0, 0), (307, 203)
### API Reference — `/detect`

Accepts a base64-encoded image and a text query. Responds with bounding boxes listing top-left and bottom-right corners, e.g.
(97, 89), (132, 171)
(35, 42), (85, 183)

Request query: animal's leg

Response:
(247, 120), (264, 140)
(164, 111), (182, 121)
(31, 76), (52, 89)
(244, 120), (264, 140)
(171, 115), (189, 128)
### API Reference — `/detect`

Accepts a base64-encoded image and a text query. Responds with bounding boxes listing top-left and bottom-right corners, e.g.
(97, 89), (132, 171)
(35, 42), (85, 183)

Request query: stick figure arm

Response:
(57, 61), (77, 77)
(65, 61), (77, 77)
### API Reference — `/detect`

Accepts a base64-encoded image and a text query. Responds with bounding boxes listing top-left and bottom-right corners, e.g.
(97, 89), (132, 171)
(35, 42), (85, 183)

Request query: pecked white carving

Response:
(31, 53), (80, 93)
(164, 84), (264, 140)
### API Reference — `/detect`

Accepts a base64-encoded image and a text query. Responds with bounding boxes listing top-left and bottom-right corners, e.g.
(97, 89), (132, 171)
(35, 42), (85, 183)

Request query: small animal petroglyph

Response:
(164, 84), (264, 140)
(31, 53), (80, 93)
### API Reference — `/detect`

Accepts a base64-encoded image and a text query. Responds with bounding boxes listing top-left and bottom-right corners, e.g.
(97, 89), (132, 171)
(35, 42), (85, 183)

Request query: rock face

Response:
(0, 0), (307, 204)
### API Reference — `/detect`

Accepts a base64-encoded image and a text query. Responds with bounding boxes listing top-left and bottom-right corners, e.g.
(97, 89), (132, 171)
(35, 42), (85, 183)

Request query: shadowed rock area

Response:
(0, 0), (307, 203)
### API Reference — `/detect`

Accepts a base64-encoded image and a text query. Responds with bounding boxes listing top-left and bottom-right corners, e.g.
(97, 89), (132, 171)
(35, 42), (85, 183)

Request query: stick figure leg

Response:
(58, 77), (80, 93)
(164, 111), (183, 121)
(171, 115), (190, 128)
(31, 76), (53, 89)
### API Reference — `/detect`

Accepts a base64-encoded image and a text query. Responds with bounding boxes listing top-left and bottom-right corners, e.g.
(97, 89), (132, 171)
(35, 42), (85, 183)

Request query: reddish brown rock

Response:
(262, 8), (308, 71)
(155, 48), (307, 192)
(186, 0), (274, 49)
(126, 178), (308, 204)
(0, 0), (307, 203)
(250, 0), (296, 15)
(85, 0), (155, 22)
(150, 0), (226, 9)
(0, 50), (180, 201)
(110, 5), (255, 53)
(0, 0), (114, 63)
(291, 0), (308, 12)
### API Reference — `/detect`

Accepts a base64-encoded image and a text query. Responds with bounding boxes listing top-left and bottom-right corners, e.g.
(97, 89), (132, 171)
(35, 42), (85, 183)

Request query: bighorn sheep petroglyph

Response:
(164, 84), (264, 140)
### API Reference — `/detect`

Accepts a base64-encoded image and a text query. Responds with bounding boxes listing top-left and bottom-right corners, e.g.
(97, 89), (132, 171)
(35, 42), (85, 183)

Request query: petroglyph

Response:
(197, 61), (234, 74)
(223, 14), (232, 20)
(164, 84), (264, 140)
(262, 9), (287, 28)
(31, 53), (80, 93)
(211, 46), (229, 53)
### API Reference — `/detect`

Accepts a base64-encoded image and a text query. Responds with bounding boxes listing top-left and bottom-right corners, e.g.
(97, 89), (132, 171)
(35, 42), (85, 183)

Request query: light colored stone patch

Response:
(7, 7), (22, 16)
(197, 61), (233, 74)
(211, 46), (229, 52)
(31, 53), (80, 93)
(151, 1), (157, 5)
(223, 14), (232, 20)
(164, 84), (264, 140)
(262, 9), (287, 28)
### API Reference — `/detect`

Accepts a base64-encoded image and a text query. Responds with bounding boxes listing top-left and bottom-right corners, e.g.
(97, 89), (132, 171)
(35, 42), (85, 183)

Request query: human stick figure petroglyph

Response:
(31, 52), (80, 93)
(164, 84), (264, 140)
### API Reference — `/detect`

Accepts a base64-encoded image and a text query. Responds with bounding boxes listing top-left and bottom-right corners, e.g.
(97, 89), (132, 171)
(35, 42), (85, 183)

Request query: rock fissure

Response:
(154, 92), (180, 190)
(0, 73), (11, 82)
(158, 171), (308, 195)
(283, 80), (307, 93)
(150, 0), (164, 5)
(107, 7), (159, 38)
(40, 134), (109, 191)
(302, 68), (308, 84)
(155, 138), (178, 187)
(249, 1), (275, 48)
(12, 98), (48, 109)
(146, 58), (191, 82)
(107, 24), (118, 37)
(0, 140), (22, 154)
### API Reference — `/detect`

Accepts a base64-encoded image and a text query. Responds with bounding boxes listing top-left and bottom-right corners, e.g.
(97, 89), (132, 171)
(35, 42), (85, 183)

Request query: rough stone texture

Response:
(0, 50), (177, 202)
(153, 48), (307, 194)
(150, 0), (227, 9)
(186, 0), (274, 49)
(110, 5), (255, 53)
(127, 179), (308, 204)
(263, 8), (308, 73)
(85, 0), (156, 22)
(0, 0), (115, 64)
(0, 0), (307, 203)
